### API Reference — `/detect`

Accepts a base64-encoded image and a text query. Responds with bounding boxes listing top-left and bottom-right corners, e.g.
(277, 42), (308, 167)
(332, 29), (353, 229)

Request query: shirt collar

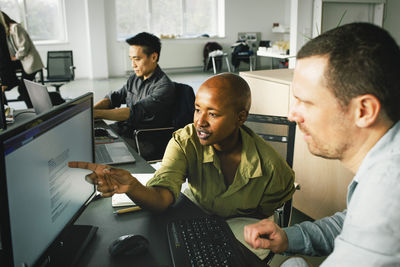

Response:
(201, 126), (263, 179)
(353, 120), (400, 184)
(138, 64), (161, 83)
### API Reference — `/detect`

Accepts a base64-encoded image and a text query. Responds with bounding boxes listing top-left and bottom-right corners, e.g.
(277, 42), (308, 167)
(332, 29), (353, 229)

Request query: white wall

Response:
(383, 0), (400, 45)
(85, 0), (109, 79)
(289, 0), (313, 68)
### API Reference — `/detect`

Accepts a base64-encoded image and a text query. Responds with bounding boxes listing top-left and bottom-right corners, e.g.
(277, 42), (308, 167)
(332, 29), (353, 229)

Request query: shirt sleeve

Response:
(130, 80), (175, 125)
(11, 24), (31, 60)
(146, 135), (188, 202)
(283, 210), (346, 256)
(106, 82), (128, 108)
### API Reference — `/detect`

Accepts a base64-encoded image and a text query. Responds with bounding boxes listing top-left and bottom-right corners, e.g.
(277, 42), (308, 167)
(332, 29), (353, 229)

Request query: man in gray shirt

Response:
(244, 23), (400, 266)
(94, 32), (175, 158)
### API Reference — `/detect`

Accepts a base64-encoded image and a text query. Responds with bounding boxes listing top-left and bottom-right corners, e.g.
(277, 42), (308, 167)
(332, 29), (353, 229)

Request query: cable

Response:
(13, 110), (36, 119)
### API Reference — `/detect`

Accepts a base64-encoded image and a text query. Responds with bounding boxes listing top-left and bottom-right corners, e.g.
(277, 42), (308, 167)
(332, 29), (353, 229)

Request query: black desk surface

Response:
(75, 194), (206, 267)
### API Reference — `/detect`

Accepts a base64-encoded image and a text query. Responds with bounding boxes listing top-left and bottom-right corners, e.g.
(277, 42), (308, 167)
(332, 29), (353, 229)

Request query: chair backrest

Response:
(203, 42), (222, 63)
(172, 82), (195, 130)
(47, 50), (75, 81)
(244, 114), (295, 167)
(244, 114), (296, 229)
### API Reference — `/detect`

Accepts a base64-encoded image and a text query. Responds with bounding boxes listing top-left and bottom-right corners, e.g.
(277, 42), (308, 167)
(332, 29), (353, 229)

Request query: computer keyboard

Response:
(167, 216), (245, 267)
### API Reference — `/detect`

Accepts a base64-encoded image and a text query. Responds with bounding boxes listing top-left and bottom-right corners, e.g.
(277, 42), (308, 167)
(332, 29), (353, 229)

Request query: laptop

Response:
(94, 127), (136, 165)
(24, 79), (53, 114)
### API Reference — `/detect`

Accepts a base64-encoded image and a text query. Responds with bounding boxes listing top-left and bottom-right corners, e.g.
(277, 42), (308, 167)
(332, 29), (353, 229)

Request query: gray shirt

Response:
(106, 65), (175, 132)
(284, 121), (400, 266)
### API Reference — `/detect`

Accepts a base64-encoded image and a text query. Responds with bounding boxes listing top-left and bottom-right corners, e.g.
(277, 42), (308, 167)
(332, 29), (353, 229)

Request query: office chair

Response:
(231, 41), (255, 72)
(203, 42), (231, 74)
(43, 50), (76, 93)
(244, 113), (299, 264)
(132, 82), (195, 162)
(207, 51), (231, 74)
(203, 42), (222, 71)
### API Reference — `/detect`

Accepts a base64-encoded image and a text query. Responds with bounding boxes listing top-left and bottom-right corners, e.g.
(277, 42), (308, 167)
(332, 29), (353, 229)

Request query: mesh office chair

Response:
(244, 113), (299, 264)
(43, 50), (76, 93)
(133, 82), (195, 162)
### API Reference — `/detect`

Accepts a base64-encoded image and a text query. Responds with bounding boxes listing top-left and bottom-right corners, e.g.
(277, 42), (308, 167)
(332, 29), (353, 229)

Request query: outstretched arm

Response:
(93, 107), (130, 121)
(93, 98), (130, 121)
(68, 161), (174, 212)
(94, 98), (111, 109)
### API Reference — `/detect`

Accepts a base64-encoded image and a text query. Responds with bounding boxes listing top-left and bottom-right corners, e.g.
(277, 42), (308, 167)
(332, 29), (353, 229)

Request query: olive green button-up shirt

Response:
(147, 124), (295, 218)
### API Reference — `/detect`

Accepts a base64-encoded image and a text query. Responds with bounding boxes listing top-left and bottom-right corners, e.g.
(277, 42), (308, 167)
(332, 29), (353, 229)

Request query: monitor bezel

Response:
(0, 92), (95, 267)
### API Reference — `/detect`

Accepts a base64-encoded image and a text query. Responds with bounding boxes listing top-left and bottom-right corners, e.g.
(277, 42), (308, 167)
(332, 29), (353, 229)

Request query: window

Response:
(0, 0), (67, 43)
(115, 0), (224, 40)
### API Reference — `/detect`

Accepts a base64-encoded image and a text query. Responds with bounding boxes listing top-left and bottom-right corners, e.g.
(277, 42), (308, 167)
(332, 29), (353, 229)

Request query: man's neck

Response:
(342, 121), (393, 174)
(143, 65), (157, 80)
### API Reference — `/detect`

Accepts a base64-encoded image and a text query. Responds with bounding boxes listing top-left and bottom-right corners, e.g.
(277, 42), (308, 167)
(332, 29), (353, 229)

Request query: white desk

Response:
(257, 50), (291, 69)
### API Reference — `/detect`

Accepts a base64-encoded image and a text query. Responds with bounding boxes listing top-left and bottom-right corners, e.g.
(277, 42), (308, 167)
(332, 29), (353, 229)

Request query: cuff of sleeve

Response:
(15, 52), (22, 59)
(146, 176), (180, 203)
(283, 225), (306, 254)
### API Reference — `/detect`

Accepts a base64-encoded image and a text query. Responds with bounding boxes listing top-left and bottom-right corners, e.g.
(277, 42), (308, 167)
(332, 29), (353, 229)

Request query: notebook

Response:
(111, 173), (154, 207)
(95, 141), (136, 165)
(24, 79), (53, 114)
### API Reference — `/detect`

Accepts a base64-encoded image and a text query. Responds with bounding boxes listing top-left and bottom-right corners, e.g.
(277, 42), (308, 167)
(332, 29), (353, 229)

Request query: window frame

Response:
(1, 0), (68, 45)
(115, 0), (225, 41)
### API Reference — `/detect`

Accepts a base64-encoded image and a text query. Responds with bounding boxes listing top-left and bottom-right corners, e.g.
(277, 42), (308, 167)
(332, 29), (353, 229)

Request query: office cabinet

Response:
(240, 69), (353, 220)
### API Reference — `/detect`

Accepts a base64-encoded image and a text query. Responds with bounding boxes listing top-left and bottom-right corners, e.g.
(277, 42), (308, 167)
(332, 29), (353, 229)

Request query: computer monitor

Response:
(0, 92), (6, 130)
(0, 92), (97, 267)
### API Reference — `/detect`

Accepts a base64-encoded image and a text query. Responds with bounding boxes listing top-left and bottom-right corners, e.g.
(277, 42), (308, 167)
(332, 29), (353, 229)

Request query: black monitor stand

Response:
(34, 225), (98, 267)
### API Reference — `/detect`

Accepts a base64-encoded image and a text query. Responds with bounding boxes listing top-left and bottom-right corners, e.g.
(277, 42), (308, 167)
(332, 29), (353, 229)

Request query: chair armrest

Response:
(69, 66), (76, 80)
(294, 182), (300, 190)
(133, 127), (174, 157)
(134, 127), (174, 135)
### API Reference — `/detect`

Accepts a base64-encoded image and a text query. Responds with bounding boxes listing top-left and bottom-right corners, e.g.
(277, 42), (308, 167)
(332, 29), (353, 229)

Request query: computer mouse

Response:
(94, 127), (109, 137)
(108, 234), (149, 257)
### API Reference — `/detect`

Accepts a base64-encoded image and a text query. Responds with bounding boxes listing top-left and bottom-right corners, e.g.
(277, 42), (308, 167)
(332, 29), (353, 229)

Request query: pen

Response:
(113, 206), (142, 215)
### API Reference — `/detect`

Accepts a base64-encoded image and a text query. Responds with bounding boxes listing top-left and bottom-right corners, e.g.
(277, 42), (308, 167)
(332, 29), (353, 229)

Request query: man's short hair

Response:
(126, 32), (161, 61)
(297, 22), (400, 122)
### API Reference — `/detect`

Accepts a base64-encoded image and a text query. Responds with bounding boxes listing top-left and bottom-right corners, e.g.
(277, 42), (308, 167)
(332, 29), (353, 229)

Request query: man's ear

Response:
(238, 110), (248, 125)
(353, 94), (381, 128)
(151, 52), (158, 62)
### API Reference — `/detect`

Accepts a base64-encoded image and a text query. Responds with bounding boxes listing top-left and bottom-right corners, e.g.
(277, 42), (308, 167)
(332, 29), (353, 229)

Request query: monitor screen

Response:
(0, 93), (95, 267)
